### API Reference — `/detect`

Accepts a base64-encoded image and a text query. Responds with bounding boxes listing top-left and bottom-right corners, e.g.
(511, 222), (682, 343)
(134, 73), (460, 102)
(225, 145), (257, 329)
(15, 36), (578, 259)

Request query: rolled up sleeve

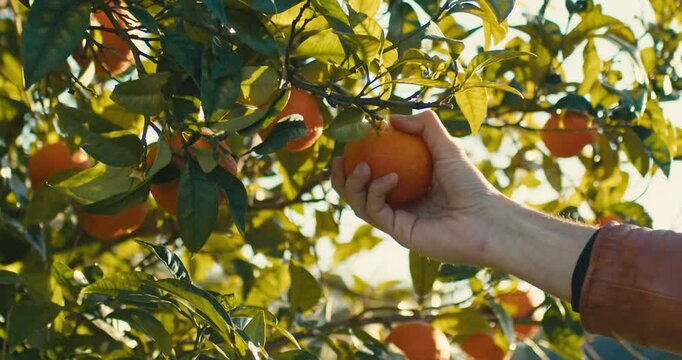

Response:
(580, 223), (682, 352)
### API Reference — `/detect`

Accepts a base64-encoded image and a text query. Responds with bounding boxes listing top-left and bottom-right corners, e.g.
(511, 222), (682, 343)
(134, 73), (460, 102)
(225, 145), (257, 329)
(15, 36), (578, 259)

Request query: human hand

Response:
(331, 110), (504, 266)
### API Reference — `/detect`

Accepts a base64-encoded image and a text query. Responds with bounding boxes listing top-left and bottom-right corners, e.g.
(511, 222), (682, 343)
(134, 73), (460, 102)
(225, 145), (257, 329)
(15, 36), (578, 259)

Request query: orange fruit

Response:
(77, 203), (148, 240)
(459, 333), (505, 360)
(596, 214), (622, 227)
(73, 4), (134, 76)
(385, 321), (451, 360)
(499, 291), (539, 339)
(343, 125), (433, 207)
(541, 111), (597, 158)
(259, 87), (324, 152)
(28, 141), (91, 189)
(147, 132), (237, 215)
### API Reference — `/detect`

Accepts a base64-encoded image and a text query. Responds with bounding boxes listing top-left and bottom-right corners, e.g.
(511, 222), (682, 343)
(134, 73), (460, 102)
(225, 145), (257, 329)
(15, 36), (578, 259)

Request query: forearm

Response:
(482, 195), (596, 300)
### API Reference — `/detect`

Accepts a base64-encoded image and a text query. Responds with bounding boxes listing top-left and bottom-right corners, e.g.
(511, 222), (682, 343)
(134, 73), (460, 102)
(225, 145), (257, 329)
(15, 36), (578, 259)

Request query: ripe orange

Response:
(459, 333), (505, 360)
(541, 111), (597, 158)
(28, 141), (91, 189)
(259, 87), (324, 152)
(73, 5), (134, 76)
(147, 132), (237, 215)
(386, 321), (451, 360)
(596, 214), (622, 227)
(343, 125), (433, 207)
(77, 203), (148, 240)
(498, 291), (538, 339)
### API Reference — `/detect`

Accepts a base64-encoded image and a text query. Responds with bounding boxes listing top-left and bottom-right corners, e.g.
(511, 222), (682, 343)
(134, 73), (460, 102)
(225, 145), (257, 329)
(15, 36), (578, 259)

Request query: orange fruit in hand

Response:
(259, 87), (324, 152)
(28, 141), (91, 189)
(147, 132), (237, 215)
(459, 333), (505, 360)
(596, 214), (622, 227)
(343, 125), (433, 207)
(498, 291), (539, 339)
(541, 111), (597, 158)
(73, 5), (134, 76)
(77, 203), (148, 240)
(386, 321), (451, 360)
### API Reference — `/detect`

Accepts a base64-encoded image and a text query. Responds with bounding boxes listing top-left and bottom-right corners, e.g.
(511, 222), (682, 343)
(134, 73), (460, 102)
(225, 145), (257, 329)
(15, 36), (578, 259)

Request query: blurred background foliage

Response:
(0, 0), (681, 358)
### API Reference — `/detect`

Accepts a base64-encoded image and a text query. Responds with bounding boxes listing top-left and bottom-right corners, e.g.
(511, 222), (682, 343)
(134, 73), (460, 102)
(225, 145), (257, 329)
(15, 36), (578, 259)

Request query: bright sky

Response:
(320, 0), (682, 286)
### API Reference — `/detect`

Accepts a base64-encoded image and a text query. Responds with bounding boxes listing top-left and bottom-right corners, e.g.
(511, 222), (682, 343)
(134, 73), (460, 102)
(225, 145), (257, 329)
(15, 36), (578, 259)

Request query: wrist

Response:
(482, 195), (596, 300)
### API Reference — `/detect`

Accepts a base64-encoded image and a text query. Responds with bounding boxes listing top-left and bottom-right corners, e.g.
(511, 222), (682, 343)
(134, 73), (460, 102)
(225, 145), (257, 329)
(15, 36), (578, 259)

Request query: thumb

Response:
(390, 110), (461, 161)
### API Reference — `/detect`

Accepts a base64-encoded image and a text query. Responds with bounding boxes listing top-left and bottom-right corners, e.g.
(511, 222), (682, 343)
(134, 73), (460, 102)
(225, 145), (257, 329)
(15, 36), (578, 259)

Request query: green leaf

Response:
(334, 224), (382, 264)
(409, 250), (440, 298)
(111, 73), (171, 116)
(455, 84), (488, 135)
(240, 0), (304, 14)
(438, 264), (480, 282)
(288, 263), (321, 313)
(22, 0), (90, 86)
(56, 105), (143, 167)
(0, 95), (28, 123)
(349, 0), (380, 18)
(633, 126), (672, 177)
(488, 299), (514, 350)
(209, 166), (248, 236)
(0, 270), (22, 285)
(239, 66), (280, 106)
(326, 107), (371, 142)
(275, 350), (317, 360)
(312, 0), (352, 33)
(54, 163), (139, 205)
(243, 310), (266, 347)
(292, 29), (346, 64)
(8, 300), (62, 348)
(227, 10), (279, 56)
(542, 301), (583, 360)
(433, 307), (491, 336)
(620, 128), (650, 177)
(339, 33), (382, 64)
(464, 50), (532, 82)
(578, 39), (601, 95)
(137, 240), (191, 282)
(161, 29), (203, 84)
(422, 21), (465, 60)
(148, 278), (233, 338)
(543, 154), (562, 191)
(178, 160), (220, 252)
(611, 202), (653, 228)
(483, 0), (516, 23)
(460, 81), (523, 98)
(387, 1), (421, 55)
(246, 261), (290, 306)
(147, 141), (172, 179)
(253, 116), (307, 155)
(201, 44), (242, 121)
(391, 77), (451, 87)
(82, 271), (153, 297)
(213, 88), (290, 133)
(204, 0), (227, 23)
(128, 6), (159, 33)
(78, 182), (150, 215)
(108, 309), (172, 356)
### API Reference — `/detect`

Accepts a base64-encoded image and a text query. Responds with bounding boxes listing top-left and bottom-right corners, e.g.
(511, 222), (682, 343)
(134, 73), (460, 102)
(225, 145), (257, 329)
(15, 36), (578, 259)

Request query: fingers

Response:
(390, 110), (463, 160)
(365, 173), (398, 229)
(342, 162), (371, 219)
(330, 157), (398, 232)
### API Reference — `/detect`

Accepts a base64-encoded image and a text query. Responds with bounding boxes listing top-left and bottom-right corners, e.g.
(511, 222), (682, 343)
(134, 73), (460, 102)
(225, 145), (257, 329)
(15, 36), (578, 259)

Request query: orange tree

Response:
(0, 0), (681, 358)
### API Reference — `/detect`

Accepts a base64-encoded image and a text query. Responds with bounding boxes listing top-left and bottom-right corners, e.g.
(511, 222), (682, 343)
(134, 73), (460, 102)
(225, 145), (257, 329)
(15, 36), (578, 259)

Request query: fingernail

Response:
(354, 163), (369, 176)
(385, 173), (398, 183)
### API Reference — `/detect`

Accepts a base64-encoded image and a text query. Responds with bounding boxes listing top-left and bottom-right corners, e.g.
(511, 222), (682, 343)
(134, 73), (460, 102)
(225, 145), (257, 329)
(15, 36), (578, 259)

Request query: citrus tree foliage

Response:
(0, 0), (681, 358)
